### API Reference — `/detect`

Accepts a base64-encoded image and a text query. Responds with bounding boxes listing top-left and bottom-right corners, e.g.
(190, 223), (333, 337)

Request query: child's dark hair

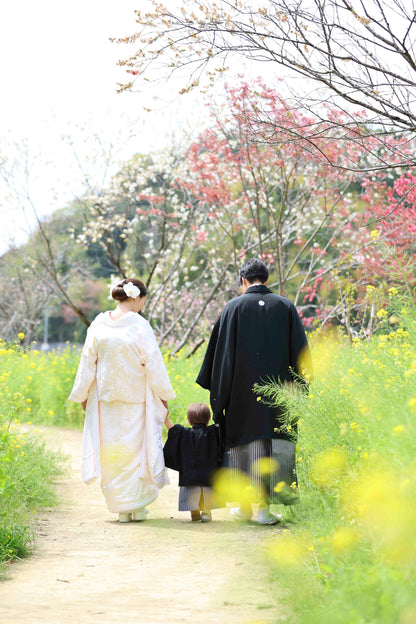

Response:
(187, 402), (211, 426)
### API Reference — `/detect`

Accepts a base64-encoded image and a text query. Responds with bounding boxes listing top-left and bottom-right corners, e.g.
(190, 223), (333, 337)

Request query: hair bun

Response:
(111, 283), (128, 301)
(110, 278), (148, 302)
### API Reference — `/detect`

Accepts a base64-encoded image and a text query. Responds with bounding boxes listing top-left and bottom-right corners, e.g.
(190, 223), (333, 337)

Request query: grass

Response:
(0, 419), (63, 576)
(0, 340), (85, 428)
(0, 339), (65, 576)
(164, 349), (210, 429)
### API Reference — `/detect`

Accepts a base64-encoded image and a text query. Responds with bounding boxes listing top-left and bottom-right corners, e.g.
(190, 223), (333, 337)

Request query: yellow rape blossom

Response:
(273, 481), (286, 493)
(268, 535), (308, 568)
(328, 527), (359, 554)
(408, 397), (416, 413)
(213, 468), (262, 507)
(345, 469), (416, 564)
(310, 447), (348, 488)
(252, 457), (279, 475)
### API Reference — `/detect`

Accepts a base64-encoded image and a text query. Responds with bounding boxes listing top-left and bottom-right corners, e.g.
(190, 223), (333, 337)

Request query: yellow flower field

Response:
(1, 305), (416, 621)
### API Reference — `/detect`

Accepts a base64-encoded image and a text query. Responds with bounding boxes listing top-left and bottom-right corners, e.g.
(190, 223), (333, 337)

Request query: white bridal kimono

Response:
(68, 311), (176, 513)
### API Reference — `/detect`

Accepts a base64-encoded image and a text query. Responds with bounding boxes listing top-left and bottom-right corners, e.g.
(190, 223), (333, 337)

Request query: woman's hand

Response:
(161, 400), (173, 428)
(82, 400), (87, 412)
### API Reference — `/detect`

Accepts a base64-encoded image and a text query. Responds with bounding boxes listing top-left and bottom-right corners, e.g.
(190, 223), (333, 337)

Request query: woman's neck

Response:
(110, 302), (135, 319)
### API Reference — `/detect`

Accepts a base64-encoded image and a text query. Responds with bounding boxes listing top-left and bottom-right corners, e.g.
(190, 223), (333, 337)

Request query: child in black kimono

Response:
(164, 403), (221, 522)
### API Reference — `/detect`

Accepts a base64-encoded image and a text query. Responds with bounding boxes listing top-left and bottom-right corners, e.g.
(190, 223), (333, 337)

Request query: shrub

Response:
(255, 307), (416, 623)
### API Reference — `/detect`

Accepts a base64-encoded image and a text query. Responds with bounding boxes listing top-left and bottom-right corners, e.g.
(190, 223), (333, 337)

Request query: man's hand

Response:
(82, 400), (87, 412)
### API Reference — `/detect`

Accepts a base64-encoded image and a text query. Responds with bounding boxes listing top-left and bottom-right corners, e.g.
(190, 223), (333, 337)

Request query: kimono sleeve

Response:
(68, 326), (98, 402)
(196, 317), (220, 390)
(141, 322), (176, 401)
(289, 304), (312, 381)
(211, 313), (236, 421)
(197, 308), (237, 424)
(163, 425), (184, 471)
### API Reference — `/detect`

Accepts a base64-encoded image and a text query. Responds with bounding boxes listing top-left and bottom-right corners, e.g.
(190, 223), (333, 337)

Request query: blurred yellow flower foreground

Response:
(2, 314), (416, 622)
(259, 315), (416, 624)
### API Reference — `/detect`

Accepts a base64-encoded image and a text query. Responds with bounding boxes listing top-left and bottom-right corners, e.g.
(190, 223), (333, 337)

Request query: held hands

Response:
(161, 399), (172, 428)
(82, 400), (87, 412)
(163, 403), (174, 430)
(164, 414), (174, 429)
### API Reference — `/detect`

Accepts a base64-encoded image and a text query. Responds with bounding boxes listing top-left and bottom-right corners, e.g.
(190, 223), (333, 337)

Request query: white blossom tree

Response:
(114, 0), (416, 171)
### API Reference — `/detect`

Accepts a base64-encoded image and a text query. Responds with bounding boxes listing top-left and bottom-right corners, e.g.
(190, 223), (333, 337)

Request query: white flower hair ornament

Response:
(123, 282), (141, 299)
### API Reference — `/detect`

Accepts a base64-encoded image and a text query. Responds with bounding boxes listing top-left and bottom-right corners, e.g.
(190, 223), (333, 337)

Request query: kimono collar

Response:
(244, 284), (272, 295)
(192, 423), (207, 429)
(98, 310), (143, 327)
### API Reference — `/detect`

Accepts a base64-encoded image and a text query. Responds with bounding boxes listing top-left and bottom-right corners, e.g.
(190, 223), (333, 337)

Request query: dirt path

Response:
(0, 426), (285, 624)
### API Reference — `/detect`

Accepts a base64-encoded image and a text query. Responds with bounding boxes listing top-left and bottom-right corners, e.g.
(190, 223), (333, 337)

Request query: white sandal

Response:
(230, 506), (253, 521)
(256, 508), (282, 525)
(118, 513), (132, 523)
(132, 508), (148, 521)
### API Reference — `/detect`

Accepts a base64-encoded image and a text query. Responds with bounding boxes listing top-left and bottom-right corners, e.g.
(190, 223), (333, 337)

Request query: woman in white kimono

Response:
(69, 278), (176, 523)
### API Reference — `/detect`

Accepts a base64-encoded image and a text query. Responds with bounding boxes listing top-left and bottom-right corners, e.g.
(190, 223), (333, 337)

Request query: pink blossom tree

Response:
(73, 81), (416, 346)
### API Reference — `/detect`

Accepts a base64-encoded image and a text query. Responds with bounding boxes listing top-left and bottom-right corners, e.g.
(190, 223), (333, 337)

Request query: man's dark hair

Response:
(239, 258), (269, 285)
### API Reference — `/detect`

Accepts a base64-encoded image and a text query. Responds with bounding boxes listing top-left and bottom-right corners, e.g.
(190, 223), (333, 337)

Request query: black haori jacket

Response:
(196, 284), (310, 449)
(163, 423), (221, 487)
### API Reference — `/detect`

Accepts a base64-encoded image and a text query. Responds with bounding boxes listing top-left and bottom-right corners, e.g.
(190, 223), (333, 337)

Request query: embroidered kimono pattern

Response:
(69, 311), (176, 513)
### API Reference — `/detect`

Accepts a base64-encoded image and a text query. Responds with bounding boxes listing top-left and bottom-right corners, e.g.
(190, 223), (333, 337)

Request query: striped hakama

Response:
(178, 486), (217, 511)
(225, 438), (299, 505)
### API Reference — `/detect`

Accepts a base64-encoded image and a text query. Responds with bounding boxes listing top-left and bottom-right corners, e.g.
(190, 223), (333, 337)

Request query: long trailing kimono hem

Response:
(69, 310), (175, 512)
(106, 489), (159, 514)
(98, 393), (168, 513)
(81, 380), (100, 485)
(80, 373), (169, 491)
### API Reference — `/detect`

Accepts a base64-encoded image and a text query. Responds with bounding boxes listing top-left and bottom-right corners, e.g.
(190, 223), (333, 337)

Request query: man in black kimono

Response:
(196, 258), (310, 525)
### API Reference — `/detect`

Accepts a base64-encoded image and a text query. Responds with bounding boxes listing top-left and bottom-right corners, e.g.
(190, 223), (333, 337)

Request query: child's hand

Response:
(164, 414), (174, 430)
